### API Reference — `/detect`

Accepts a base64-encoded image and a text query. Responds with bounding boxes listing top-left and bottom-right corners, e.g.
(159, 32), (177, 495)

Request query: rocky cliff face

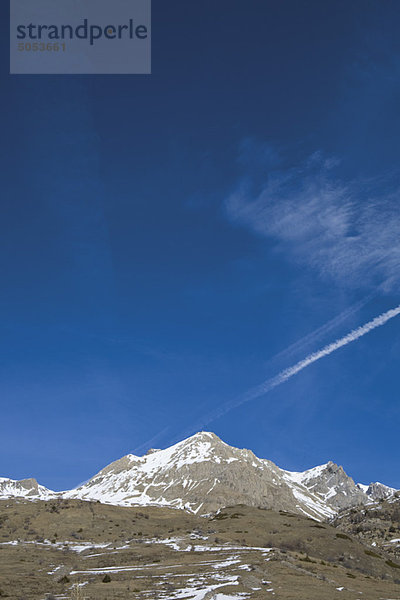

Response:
(284, 461), (367, 511)
(1, 432), (397, 520)
(361, 482), (398, 501)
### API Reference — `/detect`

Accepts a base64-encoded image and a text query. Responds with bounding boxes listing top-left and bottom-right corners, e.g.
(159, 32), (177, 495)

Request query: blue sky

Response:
(1, 0), (400, 491)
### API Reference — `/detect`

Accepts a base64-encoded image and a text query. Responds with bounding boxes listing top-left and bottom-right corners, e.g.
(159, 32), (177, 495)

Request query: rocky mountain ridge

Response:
(1, 432), (397, 520)
(0, 477), (54, 500)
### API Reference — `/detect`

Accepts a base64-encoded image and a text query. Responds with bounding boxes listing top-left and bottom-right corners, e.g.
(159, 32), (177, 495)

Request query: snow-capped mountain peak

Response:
(1, 433), (398, 521)
(0, 477), (56, 501)
(356, 481), (397, 501)
(284, 461), (366, 511)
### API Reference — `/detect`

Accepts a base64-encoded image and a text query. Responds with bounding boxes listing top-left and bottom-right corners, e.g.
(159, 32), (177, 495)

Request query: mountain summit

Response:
(1, 432), (397, 520)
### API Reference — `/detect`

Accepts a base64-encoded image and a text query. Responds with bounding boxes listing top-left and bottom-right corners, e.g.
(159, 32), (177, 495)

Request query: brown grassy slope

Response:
(0, 500), (399, 600)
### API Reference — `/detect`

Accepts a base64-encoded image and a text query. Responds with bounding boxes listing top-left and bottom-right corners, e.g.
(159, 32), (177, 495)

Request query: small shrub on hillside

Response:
(364, 549), (381, 558)
(386, 560), (400, 569)
(299, 555), (316, 563)
(336, 533), (352, 541)
(212, 513), (228, 521)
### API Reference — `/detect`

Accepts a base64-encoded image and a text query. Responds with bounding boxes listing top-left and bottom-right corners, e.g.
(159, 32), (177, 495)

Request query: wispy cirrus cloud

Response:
(226, 151), (400, 292)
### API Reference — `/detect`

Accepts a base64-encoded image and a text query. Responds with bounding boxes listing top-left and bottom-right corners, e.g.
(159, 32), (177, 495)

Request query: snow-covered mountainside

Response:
(0, 477), (56, 501)
(66, 431), (334, 518)
(356, 481), (397, 501)
(64, 432), (397, 519)
(1, 433), (397, 519)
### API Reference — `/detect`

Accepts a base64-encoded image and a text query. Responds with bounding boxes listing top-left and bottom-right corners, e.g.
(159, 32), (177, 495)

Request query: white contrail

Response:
(182, 304), (400, 436)
(264, 291), (376, 369)
(255, 303), (400, 394)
